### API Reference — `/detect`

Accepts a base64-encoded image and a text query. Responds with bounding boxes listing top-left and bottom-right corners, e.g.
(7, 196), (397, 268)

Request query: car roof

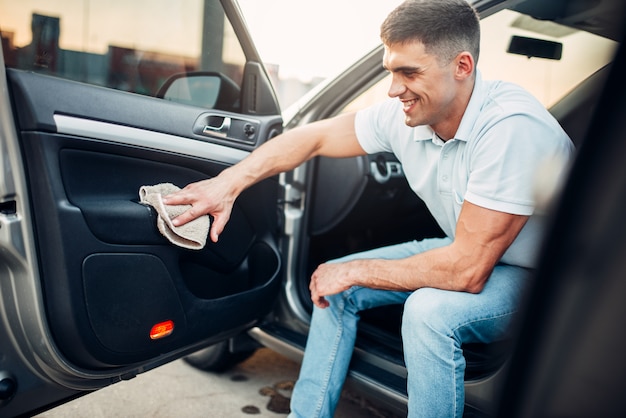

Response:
(508, 0), (625, 41)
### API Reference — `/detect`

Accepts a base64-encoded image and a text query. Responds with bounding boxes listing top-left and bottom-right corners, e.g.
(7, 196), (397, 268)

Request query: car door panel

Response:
(0, 0), (287, 414)
(9, 71), (281, 153)
(3, 66), (282, 387)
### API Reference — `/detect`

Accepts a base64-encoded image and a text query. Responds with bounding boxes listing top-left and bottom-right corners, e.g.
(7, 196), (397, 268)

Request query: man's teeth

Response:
(403, 99), (417, 110)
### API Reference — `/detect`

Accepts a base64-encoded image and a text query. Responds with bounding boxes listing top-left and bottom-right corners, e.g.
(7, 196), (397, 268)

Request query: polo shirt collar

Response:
(455, 70), (484, 143)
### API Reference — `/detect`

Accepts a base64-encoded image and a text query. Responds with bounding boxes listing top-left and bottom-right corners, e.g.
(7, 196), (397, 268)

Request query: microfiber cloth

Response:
(139, 183), (210, 250)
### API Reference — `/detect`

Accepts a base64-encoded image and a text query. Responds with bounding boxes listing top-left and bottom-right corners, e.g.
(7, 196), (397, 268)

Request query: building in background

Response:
(1, 11), (321, 109)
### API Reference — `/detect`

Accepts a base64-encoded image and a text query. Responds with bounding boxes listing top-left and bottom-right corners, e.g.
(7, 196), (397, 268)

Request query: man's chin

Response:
(404, 116), (421, 127)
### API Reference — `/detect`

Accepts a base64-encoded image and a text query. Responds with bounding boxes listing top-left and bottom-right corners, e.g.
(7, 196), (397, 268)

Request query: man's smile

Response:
(402, 98), (419, 113)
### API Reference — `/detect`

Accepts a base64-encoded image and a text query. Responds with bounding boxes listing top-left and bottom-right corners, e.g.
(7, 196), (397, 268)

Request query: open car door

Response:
(0, 1), (284, 416)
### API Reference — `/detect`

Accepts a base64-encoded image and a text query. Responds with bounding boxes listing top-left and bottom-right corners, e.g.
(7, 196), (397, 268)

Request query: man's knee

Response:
(401, 288), (455, 338)
(315, 288), (357, 318)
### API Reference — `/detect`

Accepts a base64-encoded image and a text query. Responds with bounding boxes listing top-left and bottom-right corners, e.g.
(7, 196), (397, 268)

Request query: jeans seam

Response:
(313, 298), (345, 417)
(448, 310), (518, 417)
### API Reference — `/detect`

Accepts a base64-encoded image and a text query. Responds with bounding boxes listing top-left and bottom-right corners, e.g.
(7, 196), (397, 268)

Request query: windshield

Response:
(342, 7), (618, 114)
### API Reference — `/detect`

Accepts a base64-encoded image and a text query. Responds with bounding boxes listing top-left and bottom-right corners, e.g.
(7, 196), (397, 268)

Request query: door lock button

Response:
(243, 123), (256, 139)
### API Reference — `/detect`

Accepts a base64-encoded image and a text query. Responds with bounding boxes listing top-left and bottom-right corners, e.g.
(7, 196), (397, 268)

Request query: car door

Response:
(0, 1), (284, 416)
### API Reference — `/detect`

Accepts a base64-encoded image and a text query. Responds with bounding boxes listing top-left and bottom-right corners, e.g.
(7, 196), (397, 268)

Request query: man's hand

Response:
(162, 176), (236, 243)
(309, 261), (364, 309)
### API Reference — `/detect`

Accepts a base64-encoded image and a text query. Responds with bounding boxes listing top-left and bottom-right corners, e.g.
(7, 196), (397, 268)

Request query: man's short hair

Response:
(380, 0), (480, 65)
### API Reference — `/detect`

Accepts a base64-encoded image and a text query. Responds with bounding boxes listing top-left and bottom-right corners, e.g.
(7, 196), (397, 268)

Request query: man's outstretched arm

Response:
(162, 112), (365, 242)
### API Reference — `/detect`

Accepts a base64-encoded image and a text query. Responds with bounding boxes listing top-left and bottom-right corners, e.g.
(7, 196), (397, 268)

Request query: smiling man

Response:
(163, 0), (574, 416)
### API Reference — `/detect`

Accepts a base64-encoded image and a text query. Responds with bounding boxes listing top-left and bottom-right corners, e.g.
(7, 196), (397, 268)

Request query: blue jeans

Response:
(289, 237), (530, 418)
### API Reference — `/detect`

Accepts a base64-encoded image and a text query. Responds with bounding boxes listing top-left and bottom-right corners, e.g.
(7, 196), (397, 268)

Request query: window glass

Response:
(0, 0), (246, 110)
(342, 9), (617, 113)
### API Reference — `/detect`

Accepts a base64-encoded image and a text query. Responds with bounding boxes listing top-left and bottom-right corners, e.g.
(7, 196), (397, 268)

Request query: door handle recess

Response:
(203, 116), (231, 138)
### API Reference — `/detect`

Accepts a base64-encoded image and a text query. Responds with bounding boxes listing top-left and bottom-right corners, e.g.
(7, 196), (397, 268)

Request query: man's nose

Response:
(387, 75), (406, 98)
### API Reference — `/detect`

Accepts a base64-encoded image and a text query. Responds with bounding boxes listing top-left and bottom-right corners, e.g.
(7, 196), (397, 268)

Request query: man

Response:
(164, 0), (574, 416)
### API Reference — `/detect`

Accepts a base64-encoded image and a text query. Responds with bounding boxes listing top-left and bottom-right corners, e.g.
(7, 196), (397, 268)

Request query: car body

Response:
(1, 0), (625, 417)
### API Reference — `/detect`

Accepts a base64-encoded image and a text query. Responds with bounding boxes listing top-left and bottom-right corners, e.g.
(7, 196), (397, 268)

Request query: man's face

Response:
(383, 41), (459, 129)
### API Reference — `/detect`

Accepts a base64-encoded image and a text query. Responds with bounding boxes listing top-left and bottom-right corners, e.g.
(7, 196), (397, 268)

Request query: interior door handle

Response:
(203, 116), (231, 138)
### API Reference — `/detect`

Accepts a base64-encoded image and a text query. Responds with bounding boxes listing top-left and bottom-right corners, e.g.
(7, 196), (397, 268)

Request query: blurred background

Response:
(0, 0), (617, 113)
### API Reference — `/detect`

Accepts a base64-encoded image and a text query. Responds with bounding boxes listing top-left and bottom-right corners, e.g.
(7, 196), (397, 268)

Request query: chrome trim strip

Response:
(53, 114), (250, 164)
(247, 327), (304, 364)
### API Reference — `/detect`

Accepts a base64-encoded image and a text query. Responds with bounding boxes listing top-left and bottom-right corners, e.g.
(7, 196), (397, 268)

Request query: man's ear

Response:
(454, 51), (474, 80)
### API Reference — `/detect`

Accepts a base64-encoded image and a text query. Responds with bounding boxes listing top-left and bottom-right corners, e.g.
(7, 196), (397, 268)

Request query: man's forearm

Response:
(219, 112), (364, 196)
(309, 202), (530, 307)
(163, 113), (363, 232)
(218, 124), (322, 196)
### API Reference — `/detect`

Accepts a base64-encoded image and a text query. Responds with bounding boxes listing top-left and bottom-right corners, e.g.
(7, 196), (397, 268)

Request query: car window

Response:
(342, 9), (618, 113)
(0, 0), (246, 111)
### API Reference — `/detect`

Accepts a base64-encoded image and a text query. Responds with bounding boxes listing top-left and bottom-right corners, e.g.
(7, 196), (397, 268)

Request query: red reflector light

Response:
(150, 320), (174, 340)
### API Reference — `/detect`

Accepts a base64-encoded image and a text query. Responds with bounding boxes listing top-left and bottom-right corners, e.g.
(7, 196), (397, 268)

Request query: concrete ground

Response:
(33, 348), (398, 418)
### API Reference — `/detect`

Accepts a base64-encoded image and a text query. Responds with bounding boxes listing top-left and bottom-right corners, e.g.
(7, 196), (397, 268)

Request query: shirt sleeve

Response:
(354, 99), (400, 154)
(464, 112), (574, 216)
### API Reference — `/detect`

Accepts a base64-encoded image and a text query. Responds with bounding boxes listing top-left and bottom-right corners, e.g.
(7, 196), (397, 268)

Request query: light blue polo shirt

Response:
(355, 71), (574, 268)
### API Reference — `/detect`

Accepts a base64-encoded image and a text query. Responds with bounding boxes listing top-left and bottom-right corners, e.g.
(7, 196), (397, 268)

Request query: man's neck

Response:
(432, 76), (476, 141)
